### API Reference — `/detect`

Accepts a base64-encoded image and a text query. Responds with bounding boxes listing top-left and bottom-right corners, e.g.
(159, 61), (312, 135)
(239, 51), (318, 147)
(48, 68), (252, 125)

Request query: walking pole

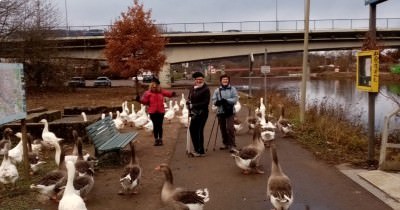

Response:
(213, 119), (219, 151)
(206, 114), (217, 152)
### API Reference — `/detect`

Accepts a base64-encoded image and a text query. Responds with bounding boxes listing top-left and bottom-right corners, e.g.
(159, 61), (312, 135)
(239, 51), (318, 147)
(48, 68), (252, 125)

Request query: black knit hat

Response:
(192, 71), (204, 79)
(151, 77), (160, 84)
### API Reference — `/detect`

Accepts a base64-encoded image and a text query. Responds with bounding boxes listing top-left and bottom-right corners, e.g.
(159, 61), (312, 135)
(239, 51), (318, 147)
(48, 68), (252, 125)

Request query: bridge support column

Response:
(159, 62), (171, 88)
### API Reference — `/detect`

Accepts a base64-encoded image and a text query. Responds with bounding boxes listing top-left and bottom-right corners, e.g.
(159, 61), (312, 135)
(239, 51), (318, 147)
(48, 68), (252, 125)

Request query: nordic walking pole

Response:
(186, 117), (193, 157)
(213, 119), (219, 151)
(206, 114), (217, 152)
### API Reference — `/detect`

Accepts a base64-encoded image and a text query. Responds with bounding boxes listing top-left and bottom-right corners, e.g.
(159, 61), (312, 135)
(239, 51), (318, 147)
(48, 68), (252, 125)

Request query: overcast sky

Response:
(53, 0), (399, 26)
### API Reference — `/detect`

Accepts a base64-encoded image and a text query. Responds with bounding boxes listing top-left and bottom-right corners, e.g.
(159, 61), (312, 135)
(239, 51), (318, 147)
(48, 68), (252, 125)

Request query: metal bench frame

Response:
(86, 116), (138, 163)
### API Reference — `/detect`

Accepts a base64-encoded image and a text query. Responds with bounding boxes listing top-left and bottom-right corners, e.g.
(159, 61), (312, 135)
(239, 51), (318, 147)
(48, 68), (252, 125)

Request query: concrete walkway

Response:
(167, 105), (393, 210)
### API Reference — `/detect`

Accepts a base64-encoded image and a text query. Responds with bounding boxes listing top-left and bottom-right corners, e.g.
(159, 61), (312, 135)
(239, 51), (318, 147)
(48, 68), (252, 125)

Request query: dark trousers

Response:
(218, 114), (236, 147)
(189, 111), (208, 154)
(150, 113), (164, 140)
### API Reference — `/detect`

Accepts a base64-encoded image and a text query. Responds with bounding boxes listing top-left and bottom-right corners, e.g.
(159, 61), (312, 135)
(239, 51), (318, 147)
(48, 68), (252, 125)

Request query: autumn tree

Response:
(104, 0), (167, 90)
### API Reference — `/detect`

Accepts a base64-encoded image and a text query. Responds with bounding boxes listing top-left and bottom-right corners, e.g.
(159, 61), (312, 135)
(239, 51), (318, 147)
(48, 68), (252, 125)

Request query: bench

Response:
(85, 116), (138, 164)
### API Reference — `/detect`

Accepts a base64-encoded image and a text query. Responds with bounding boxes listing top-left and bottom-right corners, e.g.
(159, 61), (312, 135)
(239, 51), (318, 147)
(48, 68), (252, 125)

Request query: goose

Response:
(30, 145), (67, 200)
(178, 114), (189, 128)
(74, 135), (96, 177)
(133, 113), (149, 128)
(113, 111), (125, 130)
(276, 105), (294, 137)
(27, 133), (43, 156)
(179, 93), (186, 107)
(81, 112), (87, 122)
(259, 97), (266, 117)
(173, 100), (180, 112)
(40, 119), (63, 144)
(65, 131), (96, 165)
(267, 144), (293, 210)
(156, 163), (210, 210)
(101, 113), (106, 120)
(8, 133), (23, 164)
(136, 104), (146, 118)
(261, 127), (275, 148)
(181, 103), (189, 117)
(144, 118), (154, 132)
(234, 95), (241, 113)
(58, 161), (87, 210)
(231, 124), (265, 174)
(119, 142), (142, 195)
(15, 132), (46, 174)
(233, 117), (244, 134)
(119, 101), (129, 123)
(164, 100), (175, 123)
(0, 127), (13, 155)
(127, 104), (138, 126)
(0, 143), (19, 189)
(72, 167), (95, 201)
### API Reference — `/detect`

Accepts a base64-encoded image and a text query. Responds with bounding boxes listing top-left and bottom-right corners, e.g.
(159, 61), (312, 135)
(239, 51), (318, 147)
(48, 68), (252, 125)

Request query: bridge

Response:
(2, 18), (400, 86)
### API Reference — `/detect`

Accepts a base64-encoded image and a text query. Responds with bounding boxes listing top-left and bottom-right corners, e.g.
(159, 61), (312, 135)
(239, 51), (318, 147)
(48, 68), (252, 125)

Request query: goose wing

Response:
(238, 147), (258, 160)
(173, 190), (206, 205)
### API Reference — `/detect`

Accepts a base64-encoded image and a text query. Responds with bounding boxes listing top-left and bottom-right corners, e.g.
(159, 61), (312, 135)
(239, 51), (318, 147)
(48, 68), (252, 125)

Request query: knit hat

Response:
(151, 77), (160, 84)
(192, 71), (204, 79)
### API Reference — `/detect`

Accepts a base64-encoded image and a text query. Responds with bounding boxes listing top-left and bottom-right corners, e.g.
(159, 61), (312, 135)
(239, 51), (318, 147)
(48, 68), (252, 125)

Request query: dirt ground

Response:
(26, 86), (184, 210)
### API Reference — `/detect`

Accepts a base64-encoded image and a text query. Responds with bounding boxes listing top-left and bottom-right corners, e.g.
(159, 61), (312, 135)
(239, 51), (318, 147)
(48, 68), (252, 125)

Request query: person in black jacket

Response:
(187, 71), (210, 157)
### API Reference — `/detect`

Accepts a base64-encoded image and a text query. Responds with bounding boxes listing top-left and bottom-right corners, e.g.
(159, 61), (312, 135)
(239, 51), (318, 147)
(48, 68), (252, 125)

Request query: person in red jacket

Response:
(136, 77), (176, 146)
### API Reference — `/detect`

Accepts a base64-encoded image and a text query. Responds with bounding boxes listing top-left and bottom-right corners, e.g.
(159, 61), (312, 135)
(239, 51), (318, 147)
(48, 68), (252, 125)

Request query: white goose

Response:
(156, 163), (210, 210)
(178, 114), (189, 128)
(8, 134), (23, 164)
(136, 104), (146, 118)
(15, 132), (46, 174)
(81, 112), (87, 122)
(119, 142), (142, 195)
(267, 144), (293, 210)
(164, 100), (175, 123)
(113, 111), (125, 130)
(119, 101), (129, 123)
(181, 103), (189, 117)
(231, 124), (265, 174)
(0, 143), (19, 189)
(259, 97), (266, 116)
(58, 161), (87, 210)
(173, 100), (180, 112)
(127, 103), (138, 126)
(179, 93), (186, 107)
(134, 112), (149, 128)
(143, 117), (154, 132)
(40, 119), (63, 144)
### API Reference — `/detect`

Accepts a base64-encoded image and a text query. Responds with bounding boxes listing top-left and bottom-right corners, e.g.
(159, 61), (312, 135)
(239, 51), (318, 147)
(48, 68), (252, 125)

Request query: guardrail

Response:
(54, 18), (400, 37)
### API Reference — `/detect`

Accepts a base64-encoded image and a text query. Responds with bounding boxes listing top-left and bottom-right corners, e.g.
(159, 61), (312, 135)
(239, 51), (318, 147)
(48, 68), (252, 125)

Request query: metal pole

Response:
(249, 53), (254, 97)
(64, 0), (69, 35)
(275, 0), (278, 31)
(300, 0), (310, 123)
(264, 48), (268, 106)
(367, 3), (377, 165)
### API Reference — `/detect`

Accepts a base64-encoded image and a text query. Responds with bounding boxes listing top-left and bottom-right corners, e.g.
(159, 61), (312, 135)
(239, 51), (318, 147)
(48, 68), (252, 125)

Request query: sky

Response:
(53, 0), (400, 27)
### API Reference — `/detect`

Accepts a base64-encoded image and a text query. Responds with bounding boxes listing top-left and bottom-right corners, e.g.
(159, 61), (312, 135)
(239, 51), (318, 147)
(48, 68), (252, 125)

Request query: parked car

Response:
(67, 76), (85, 87)
(142, 75), (153, 83)
(93, 76), (112, 87)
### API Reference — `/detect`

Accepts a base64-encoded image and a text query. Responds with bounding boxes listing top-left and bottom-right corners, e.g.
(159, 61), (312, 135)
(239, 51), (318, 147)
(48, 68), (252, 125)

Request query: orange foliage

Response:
(104, 0), (168, 78)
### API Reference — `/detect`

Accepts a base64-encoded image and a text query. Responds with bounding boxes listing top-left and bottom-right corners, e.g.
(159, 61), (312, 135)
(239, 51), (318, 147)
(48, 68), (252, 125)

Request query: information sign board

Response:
(0, 63), (26, 125)
(260, 65), (271, 74)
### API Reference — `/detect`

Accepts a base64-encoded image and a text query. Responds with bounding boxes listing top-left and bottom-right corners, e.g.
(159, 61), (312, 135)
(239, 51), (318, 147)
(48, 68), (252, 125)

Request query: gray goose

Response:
(119, 141), (141, 195)
(231, 123), (265, 174)
(276, 105), (294, 137)
(75, 136), (95, 177)
(155, 163), (210, 210)
(0, 128), (13, 155)
(267, 144), (293, 210)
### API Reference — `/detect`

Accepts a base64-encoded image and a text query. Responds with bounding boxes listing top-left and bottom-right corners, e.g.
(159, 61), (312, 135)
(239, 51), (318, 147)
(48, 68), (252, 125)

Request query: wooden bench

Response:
(85, 116), (138, 164)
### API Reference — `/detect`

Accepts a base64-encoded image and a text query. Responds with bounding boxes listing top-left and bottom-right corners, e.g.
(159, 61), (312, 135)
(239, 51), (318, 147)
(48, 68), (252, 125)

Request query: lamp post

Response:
(64, 0), (69, 35)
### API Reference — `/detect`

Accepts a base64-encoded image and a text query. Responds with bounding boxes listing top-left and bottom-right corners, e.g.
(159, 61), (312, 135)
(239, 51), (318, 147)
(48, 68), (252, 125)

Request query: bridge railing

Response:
(54, 18), (400, 37)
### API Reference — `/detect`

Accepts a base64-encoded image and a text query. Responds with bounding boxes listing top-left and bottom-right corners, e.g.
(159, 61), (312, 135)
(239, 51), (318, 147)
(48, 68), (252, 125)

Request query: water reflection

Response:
(232, 77), (400, 132)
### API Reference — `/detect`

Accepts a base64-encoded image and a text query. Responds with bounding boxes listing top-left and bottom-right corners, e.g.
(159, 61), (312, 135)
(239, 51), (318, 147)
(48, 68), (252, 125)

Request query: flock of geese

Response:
(0, 90), (295, 210)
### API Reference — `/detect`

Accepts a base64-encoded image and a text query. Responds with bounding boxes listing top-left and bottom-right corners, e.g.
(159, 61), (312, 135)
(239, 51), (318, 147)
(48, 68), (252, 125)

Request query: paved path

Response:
(168, 106), (392, 210)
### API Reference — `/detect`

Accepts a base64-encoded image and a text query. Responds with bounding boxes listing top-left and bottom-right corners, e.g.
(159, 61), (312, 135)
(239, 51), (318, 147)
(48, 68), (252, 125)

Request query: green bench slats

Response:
(85, 116), (138, 160)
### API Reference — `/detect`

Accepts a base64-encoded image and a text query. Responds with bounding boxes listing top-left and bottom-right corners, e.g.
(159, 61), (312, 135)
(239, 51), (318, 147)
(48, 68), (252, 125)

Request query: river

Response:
(232, 77), (400, 133)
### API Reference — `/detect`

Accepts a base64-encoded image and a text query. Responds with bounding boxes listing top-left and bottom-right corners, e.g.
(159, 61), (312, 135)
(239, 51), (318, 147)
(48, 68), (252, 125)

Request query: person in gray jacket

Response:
(211, 74), (238, 152)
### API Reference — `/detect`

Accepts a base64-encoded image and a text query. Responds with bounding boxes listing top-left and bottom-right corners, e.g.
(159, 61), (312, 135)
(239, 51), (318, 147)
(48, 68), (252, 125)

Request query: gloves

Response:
(171, 91), (177, 97)
(215, 98), (227, 106)
(135, 95), (141, 102)
(215, 100), (223, 106)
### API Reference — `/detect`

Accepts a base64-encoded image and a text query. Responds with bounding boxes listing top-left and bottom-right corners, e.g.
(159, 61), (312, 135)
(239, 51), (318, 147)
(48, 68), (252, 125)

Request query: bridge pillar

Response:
(159, 62), (171, 88)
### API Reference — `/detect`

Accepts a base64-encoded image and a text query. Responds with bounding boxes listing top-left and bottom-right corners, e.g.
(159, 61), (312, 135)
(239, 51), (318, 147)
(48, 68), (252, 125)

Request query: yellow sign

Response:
(356, 50), (379, 92)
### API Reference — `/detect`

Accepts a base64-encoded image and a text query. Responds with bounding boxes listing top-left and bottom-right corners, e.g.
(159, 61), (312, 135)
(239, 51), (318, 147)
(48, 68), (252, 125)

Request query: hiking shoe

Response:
(191, 152), (205, 157)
